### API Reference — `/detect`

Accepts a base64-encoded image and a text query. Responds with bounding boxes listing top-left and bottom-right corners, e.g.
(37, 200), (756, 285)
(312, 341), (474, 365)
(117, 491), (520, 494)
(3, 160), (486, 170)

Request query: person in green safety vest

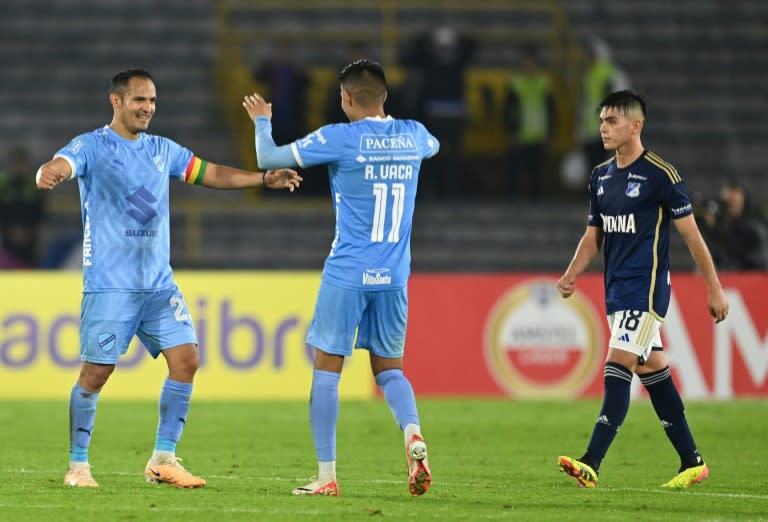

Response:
(579, 38), (630, 173)
(504, 44), (556, 200)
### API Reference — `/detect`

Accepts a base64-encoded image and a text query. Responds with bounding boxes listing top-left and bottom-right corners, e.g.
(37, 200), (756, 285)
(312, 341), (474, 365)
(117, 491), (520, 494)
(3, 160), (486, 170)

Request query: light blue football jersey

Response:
(290, 117), (439, 290)
(55, 126), (193, 291)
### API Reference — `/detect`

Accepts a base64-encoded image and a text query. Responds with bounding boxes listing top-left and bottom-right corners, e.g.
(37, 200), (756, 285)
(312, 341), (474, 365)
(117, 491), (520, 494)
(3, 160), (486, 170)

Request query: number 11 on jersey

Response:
(371, 182), (405, 243)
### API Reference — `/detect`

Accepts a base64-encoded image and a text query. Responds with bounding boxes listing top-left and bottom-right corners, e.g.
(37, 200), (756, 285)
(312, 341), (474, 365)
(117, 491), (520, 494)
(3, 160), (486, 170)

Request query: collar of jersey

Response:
(104, 125), (146, 149)
(363, 115), (393, 122)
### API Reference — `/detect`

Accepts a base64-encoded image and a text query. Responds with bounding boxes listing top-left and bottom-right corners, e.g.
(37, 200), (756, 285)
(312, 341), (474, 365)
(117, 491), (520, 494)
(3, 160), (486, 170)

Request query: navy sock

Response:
(375, 369), (420, 430)
(582, 362), (633, 471)
(155, 379), (193, 453)
(310, 369), (340, 462)
(640, 366), (703, 470)
(69, 383), (99, 462)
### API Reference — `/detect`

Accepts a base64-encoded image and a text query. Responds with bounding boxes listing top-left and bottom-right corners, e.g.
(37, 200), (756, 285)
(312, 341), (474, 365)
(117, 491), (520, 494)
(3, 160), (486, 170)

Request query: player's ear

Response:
(341, 88), (353, 106)
(109, 92), (121, 109)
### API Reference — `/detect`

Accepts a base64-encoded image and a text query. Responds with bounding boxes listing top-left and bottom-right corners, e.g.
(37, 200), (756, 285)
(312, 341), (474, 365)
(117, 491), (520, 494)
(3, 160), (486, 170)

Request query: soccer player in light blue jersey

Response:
(243, 59), (439, 497)
(36, 68), (301, 488)
(555, 90), (729, 489)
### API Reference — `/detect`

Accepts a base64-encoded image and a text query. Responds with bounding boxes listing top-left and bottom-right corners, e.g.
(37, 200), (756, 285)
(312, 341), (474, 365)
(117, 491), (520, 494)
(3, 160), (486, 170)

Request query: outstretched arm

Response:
(200, 163), (301, 191)
(673, 214), (729, 322)
(557, 225), (603, 298)
(36, 157), (73, 190)
(242, 93), (300, 170)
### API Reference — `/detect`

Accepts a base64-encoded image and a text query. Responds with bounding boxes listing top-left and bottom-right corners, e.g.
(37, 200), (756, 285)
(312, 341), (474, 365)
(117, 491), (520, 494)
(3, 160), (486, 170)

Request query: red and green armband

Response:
(183, 156), (208, 185)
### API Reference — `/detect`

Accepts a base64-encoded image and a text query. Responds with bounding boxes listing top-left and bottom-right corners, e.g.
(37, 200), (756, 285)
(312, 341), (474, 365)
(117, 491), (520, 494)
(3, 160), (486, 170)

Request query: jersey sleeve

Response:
(660, 174), (693, 220)
(290, 124), (343, 169)
(587, 173), (602, 228)
(53, 133), (94, 179)
(164, 138), (194, 182)
(417, 122), (440, 159)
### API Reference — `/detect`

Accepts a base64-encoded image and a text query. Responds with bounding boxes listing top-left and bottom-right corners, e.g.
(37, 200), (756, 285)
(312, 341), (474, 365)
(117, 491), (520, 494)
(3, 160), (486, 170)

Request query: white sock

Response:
(151, 450), (174, 463)
(318, 460), (336, 484)
(404, 423), (421, 445)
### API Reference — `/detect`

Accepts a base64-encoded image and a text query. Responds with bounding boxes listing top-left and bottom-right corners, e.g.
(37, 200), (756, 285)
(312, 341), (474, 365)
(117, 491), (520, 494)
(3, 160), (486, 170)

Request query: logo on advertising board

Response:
(483, 279), (604, 398)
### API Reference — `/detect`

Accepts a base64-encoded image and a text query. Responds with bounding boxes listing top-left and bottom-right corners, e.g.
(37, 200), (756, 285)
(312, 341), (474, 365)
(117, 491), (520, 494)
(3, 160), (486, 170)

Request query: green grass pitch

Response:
(1, 399), (767, 521)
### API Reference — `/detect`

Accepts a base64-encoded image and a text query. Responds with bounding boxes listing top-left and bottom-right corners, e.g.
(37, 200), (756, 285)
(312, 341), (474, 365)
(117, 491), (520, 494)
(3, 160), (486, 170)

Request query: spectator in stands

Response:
(0, 145), (45, 267)
(504, 44), (556, 200)
(401, 26), (475, 198)
(578, 37), (631, 173)
(254, 43), (309, 146)
(698, 178), (768, 270)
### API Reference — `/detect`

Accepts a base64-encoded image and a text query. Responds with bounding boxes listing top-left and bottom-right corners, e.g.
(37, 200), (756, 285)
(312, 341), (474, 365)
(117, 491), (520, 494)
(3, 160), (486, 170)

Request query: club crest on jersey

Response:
(626, 181), (641, 198)
(97, 332), (116, 352)
(153, 155), (166, 173)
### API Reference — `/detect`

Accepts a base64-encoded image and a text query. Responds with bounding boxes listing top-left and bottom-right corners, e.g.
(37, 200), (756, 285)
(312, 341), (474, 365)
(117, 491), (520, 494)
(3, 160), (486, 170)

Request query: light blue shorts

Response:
(80, 287), (197, 364)
(306, 281), (408, 358)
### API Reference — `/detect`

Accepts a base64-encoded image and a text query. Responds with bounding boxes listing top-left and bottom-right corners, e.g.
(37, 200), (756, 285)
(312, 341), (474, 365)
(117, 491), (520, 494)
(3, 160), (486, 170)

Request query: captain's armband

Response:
(183, 156), (208, 185)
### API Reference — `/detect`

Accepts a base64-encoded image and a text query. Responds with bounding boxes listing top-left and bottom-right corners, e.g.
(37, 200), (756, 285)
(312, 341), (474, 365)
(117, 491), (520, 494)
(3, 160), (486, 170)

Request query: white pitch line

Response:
(5, 469), (768, 501)
(602, 486), (768, 501)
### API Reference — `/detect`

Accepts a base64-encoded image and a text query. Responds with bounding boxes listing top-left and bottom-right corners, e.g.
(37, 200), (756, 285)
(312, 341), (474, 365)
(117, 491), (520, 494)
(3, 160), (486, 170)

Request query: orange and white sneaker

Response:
(406, 434), (431, 496)
(144, 455), (206, 488)
(292, 477), (339, 496)
(64, 462), (99, 488)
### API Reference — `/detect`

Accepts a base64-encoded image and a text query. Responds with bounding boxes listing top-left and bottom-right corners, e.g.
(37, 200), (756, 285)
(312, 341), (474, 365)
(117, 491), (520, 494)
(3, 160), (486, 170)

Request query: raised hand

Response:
(243, 93), (272, 121)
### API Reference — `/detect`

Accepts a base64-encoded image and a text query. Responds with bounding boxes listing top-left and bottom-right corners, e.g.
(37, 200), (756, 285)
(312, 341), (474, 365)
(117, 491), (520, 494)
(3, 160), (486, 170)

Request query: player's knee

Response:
(79, 363), (115, 392)
(164, 345), (200, 379)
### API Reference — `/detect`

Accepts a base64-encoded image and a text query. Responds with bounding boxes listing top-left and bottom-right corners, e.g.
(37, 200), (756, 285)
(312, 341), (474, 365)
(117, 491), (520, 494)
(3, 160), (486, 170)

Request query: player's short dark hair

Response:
(110, 68), (154, 97)
(338, 59), (387, 107)
(598, 89), (646, 118)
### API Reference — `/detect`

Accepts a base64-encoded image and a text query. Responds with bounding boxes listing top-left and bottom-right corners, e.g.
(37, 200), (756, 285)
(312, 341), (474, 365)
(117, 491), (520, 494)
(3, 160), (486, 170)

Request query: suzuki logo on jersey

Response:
(626, 181), (641, 198)
(126, 186), (158, 225)
(601, 213), (636, 234)
(360, 134), (417, 153)
(627, 172), (647, 181)
(362, 268), (392, 286)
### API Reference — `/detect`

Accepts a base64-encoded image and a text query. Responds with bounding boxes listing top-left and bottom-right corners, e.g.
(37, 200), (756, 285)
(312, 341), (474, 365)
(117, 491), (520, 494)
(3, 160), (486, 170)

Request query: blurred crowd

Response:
(2, 27), (765, 272)
(250, 28), (633, 202)
(695, 179), (768, 271)
(0, 145), (45, 268)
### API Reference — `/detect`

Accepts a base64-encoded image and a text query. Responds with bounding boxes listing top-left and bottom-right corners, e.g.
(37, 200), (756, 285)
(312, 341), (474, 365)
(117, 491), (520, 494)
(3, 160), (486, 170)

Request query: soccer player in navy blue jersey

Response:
(243, 59), (439, 497)
(555, 90), (729, 489)
(36, 68), (301, 489)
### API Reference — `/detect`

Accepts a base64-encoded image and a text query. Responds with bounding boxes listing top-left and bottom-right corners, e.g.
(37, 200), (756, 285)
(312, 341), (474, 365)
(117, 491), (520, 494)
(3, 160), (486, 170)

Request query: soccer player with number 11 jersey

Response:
(244, 59), (439, 497)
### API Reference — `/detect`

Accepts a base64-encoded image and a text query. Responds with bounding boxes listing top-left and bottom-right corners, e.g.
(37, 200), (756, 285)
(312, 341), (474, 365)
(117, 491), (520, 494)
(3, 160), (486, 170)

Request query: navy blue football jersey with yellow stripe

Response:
(587, 150), (693, 318)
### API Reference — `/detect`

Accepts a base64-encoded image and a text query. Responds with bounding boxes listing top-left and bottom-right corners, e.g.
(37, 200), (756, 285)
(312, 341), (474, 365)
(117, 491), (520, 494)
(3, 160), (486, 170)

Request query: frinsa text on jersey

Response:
(601, 213), (637, 233)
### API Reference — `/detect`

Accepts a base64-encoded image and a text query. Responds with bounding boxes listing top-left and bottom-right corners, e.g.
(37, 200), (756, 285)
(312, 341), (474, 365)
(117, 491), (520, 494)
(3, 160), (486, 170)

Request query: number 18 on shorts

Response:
(607, 310), (663, 364)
